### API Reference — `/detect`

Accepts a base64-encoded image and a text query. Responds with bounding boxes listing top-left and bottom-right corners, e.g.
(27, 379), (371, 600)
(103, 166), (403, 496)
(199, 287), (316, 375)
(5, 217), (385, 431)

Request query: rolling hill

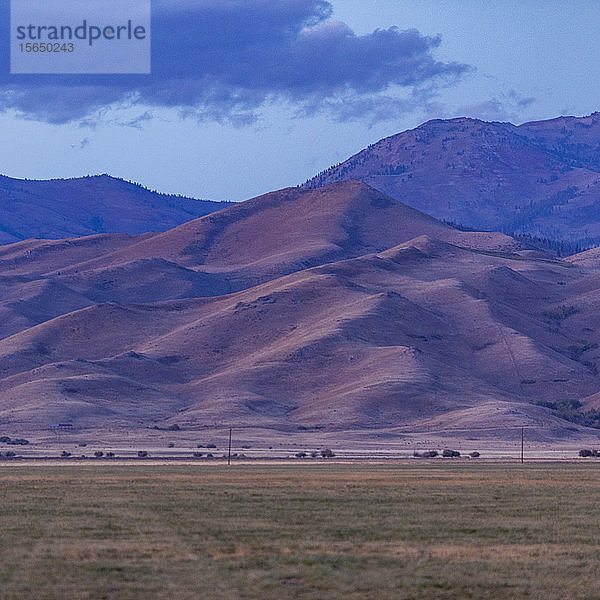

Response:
(304, 113), (600, 247)
(1, 180), (600, 443)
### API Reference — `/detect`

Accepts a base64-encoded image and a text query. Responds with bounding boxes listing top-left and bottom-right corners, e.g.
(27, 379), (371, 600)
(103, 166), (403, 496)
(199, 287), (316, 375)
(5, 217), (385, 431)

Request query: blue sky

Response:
(2, 0), (600, 201)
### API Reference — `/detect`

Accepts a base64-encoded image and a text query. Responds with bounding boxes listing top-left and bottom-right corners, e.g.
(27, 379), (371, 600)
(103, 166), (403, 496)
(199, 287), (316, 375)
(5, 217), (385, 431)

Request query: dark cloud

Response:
(0, 0), (469, 125)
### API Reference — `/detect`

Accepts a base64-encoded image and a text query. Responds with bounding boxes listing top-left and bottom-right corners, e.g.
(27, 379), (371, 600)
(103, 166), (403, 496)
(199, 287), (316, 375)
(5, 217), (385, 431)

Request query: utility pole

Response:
(521, 427), (524, 464)
(228, 428), (232, 466)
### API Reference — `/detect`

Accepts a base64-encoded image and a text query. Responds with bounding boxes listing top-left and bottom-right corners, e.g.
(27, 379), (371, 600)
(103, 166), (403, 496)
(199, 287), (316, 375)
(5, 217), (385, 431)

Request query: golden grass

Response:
(1, 462), (600, 599)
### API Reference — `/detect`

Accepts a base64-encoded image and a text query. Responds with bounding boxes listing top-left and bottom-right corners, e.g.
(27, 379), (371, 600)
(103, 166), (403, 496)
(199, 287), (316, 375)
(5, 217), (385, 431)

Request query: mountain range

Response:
(304, 113), (600, 248)
(2, 178), (600, 442)
(0, 173), (230, 244)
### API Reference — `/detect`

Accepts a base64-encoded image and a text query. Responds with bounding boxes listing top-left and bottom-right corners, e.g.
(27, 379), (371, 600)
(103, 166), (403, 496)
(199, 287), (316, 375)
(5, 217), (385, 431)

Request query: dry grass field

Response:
(1, 461), (600, 599)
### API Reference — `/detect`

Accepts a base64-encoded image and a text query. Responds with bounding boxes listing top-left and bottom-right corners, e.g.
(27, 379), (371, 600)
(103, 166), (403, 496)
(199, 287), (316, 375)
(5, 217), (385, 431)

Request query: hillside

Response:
(304, 113), (600, 247)
(1, 181), (600, 442)
(0, 173), (230, 243)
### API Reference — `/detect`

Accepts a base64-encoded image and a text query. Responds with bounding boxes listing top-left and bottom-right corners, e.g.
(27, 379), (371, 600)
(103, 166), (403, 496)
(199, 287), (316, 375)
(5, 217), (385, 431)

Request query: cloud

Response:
(69, 137), (90, 149)
(453, 91), (537, 123)
(0, 0), (470, 125)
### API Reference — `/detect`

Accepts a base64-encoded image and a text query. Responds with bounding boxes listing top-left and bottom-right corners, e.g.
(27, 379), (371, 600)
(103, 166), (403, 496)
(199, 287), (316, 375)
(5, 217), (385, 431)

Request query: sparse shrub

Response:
(137, 450), (148, 458)
(193, 452), (203, 458)
(94, 451), (104, 458)
(310, 451), (318, 458)
(442, 449), (461, 458)
(61, 451), (71, 458)
(543, 305), (578, 321)
(296, 452), (307, 458)
(206, 453), (213, 458)
(78, 443), (87, 447)
(414, 450), (438, 458)
(470, 451), (481, 458)
(196, 444), (204, 448)
(4, 451), (15, 458)
(6, 438), (29, 446)
(167, 424), (180, 431)
(206, 443), (217, 448)
(539, 399), (600, 429)
(168, 442), (175, 448)
(321, 448), (335, 458)
(106, 452), (115, 457)
(579, 449), (599, 457)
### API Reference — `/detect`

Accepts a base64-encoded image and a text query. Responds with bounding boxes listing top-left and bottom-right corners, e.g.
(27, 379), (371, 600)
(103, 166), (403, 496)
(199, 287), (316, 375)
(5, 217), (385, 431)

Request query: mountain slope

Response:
(0, 173), (230, 243)
(0, 181), (599, 439)
(304, 113), (600, 246)
(28, 180), (525, 292)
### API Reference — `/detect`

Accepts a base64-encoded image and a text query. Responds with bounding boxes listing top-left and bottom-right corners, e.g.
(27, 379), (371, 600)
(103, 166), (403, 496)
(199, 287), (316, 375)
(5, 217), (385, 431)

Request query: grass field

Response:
(1, 461), (600, 599)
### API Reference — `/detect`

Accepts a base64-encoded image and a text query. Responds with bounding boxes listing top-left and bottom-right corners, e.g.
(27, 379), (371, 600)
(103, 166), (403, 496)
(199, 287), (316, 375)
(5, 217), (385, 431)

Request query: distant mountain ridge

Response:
(0, 173), (230, 244)
(303, 113), (600, 247)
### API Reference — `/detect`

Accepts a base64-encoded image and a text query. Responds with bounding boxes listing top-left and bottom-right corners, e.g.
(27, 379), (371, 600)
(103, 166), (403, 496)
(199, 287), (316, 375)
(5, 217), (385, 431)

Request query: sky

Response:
(2, 0), (600, 202)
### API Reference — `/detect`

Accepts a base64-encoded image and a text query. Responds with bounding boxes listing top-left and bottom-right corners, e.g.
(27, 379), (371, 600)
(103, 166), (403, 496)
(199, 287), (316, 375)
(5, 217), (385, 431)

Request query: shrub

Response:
(321, 448), (335, 458)
(310, 451), (318, 458)
(296, 452), (308, 458)
(539, 399), (600, 429)
(442, 449), (461, 458)
(106, 452), (115, 457)
(4, 451), (15, 458)
(470, 451), (481, 458)
(206, 443), (217, 448)
(168, 442), (175, 448)
(543, 305), (578, 321)
(137, 450), (148, 458)
(167, 424), (180, 431)
(94, 451), (104, 458)
(61, 451), (71, 458)
(193, 452), (203, 457)
(579, 449), (599, 457)
(414, 450), (438, 458)
(206, 452), (213, 458)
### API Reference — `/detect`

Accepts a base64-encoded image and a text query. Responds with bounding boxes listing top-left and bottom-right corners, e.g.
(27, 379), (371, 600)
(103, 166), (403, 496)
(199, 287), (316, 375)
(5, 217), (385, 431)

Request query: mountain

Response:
(1, 180), (600, 444)
(0, 173), (230, 244)
(303, 113), (600, 248)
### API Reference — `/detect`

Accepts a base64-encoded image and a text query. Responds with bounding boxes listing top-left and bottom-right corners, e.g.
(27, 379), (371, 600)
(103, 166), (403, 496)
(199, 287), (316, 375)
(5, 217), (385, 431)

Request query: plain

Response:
(1, 462), (600, 599)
